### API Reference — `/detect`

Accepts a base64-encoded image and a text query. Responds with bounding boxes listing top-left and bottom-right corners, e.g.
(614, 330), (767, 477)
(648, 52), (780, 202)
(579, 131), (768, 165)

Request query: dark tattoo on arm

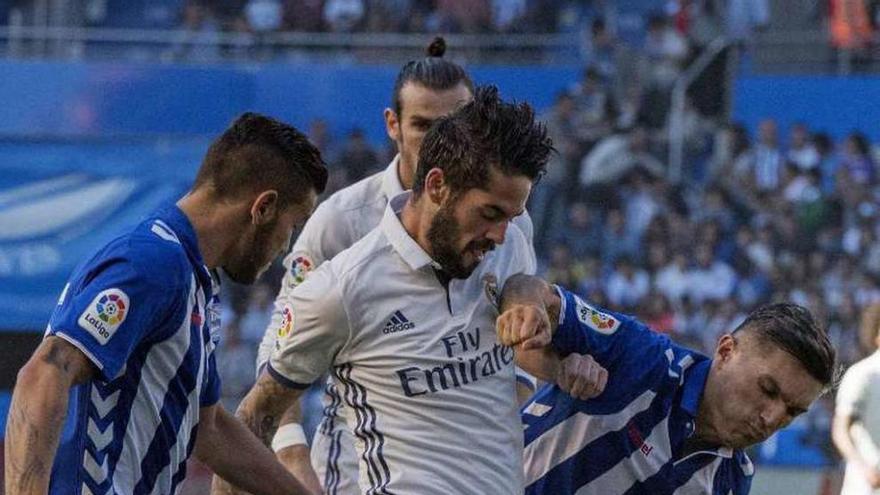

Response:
(236, 375), (299, 448)
(5, 337), (89, 492)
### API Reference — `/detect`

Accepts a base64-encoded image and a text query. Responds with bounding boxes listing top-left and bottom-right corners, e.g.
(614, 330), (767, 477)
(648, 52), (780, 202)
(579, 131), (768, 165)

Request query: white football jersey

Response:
(268, 192), (535, 494)
(256, 157), (536, 494)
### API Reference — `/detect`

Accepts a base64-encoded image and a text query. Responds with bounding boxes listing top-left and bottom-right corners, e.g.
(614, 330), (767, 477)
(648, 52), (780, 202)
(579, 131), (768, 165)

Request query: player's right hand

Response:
(557, 353), (608, 401)
(497, 303), (551, 350)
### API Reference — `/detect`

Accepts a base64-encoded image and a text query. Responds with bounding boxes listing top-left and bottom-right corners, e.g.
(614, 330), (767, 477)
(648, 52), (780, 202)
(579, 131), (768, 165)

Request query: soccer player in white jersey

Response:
(222, 85), (579, 495)
(497, 274), (838, 494)
(834, 303), (880, 495)
(4, 114), (327, 495)
(245, 38), (602, 495)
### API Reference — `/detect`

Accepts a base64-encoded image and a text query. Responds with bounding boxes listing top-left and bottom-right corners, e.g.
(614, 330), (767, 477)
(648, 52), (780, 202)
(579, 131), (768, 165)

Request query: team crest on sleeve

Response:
(277, 305), (295, 339)
(482, 273), (499, 310)
(77, 288), (130, 345)
(287, 254), (314, 287)
(574, 295), (620, 335)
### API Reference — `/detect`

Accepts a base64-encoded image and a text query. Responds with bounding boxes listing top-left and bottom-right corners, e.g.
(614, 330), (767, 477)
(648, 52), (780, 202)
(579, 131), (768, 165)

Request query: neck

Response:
(399, 194), (435, 257)
(176, 190), (236, 269)
(397, 154), (414, 190)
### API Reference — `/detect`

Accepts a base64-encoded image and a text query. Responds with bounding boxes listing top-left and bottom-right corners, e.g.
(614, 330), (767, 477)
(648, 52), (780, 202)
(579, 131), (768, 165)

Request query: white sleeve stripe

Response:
(52, 331), (105, 370)
(553, 285), (567, 327)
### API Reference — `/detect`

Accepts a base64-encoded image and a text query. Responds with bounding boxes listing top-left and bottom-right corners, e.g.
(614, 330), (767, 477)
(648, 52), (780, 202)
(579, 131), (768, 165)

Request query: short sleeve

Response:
(47, 256), (179, 381)
(837, 363), (869, 418)
(550, 286), (661, 369)
(200, 350), (222, 406)
(256, 200), (352, 374)
(267, 263), (351, 389)
(512, 211), (537, 271)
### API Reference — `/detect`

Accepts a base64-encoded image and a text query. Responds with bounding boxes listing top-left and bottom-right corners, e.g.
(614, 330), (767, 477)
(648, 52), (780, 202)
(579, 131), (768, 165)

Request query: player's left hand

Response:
(497, 303), (551, 350)
(557, 353), (608, 400)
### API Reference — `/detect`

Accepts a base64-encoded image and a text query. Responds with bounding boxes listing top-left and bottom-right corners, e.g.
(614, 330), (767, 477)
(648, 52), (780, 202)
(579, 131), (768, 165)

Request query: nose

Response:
(486, 221), (508, 245)
(759, 402), (789, 432)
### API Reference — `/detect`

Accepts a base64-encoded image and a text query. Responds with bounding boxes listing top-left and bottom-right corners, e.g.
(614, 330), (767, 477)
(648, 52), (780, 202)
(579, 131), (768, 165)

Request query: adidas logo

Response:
(383, 310), (415, 334)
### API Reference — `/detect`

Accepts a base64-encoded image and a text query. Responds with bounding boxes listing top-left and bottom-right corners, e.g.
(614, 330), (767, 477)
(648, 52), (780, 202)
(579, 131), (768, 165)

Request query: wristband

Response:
(271, 423), (307, 452)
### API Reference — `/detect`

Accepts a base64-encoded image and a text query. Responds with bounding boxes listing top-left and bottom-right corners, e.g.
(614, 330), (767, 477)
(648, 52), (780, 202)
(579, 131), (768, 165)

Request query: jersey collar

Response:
(680, 358), (711, 418)
(157, 203), (204, 267)
(381, 155), (406, 200)
(381, 191), (439, 272)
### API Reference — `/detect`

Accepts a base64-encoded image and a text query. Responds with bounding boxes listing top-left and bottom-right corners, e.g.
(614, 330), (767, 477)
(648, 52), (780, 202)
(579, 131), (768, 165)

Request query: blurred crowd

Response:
(201, 6), (880, 476)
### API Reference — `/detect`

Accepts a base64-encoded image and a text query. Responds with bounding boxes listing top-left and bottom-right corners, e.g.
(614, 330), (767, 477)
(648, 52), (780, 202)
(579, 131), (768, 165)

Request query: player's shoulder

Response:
(843, 354), (880, 382)
(325, 226), (392, 282)
(116, 217), (193, 289)
(320, 170), (387, 215)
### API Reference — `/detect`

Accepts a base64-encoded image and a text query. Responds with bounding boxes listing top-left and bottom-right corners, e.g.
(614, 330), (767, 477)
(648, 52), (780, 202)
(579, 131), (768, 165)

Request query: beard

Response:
(426, 202), (494, 279)
(222, 221), (277, 285)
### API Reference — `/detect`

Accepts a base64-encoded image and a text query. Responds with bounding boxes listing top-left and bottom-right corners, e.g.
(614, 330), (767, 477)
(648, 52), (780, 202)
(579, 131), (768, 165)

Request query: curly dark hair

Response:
(412, 85), (553, 197)
(193, 112), (328, 207)
(735, 302), (837, 387)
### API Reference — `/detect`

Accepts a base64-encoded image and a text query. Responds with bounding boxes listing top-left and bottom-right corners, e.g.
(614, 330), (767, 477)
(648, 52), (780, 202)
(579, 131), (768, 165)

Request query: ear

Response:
(385, 108), (400, 142)
(250, 190), (280, 226)
(715, 333), (737, 364)
(423, 168), (450, 206)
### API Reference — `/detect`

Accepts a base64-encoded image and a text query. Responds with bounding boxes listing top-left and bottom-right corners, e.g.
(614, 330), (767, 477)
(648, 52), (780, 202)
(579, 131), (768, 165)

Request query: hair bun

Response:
(426, 37), (446, 58)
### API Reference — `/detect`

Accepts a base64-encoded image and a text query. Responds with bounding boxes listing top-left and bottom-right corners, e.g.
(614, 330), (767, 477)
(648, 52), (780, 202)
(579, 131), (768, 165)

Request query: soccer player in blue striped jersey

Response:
(5, 113), (328, 495)
(496, 275), (837, 495)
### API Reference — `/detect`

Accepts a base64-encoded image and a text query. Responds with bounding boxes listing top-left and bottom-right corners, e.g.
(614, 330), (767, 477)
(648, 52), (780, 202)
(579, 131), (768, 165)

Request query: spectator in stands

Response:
(490, 0), (526, 33)
(580, 18), (617, 79)
(605, 256), (651, 310)
(750, 118), (784, 191)
(282, 0), (326, 31)
(336, 127), (379, 184)
(599, 208), (640, 267)
(246, 0), (283, 33)
(724, 0), (769, 44)
(579, 125), (664, 186)
(833, 302), (880, 495)
(642, 13), (689, 87)
(567, 67), (618, 145)
(552, 201), (601, 259)
(814, 132), (839, 193)
(787, 122), (820, 171)
(686, 242), (737, 304)
(839, 131), (876, 185)
(166, 1), (221, 62)
(532, 91), (587, 246)
(324, 0), (365, 31)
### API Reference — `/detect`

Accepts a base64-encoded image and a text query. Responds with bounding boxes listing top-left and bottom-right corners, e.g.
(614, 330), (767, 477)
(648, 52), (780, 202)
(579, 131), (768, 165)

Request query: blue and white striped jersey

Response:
(45, 204), (221, 495)
(522, 286), (754, 495)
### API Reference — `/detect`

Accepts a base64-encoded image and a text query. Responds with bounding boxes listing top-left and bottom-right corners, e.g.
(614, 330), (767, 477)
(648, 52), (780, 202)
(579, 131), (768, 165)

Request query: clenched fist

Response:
(497, 303), (552, 350)
(556, 353), (608, 400)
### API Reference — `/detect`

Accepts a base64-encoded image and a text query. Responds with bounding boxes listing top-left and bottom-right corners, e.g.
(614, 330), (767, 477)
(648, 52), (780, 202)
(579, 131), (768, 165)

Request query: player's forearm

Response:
(275, 403), (323, 493)
(833, 413), (874, 469)
(5, 337), (93, 494)
(500, 274), (561, 330)
(5, 363), (72, 493)
(211, 374), (305, 495)
(200, 407), (315, 495)
(515, 346), (559, 383)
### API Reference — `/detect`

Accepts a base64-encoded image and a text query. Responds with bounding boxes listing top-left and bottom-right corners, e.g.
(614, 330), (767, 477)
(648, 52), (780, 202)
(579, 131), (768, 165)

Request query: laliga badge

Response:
(78, 288), (130, 345)
(277, 305), (295, 339)
(574, 295), (620, 335)
(287, 254), (314, 288)
(483, 273), (499, 310)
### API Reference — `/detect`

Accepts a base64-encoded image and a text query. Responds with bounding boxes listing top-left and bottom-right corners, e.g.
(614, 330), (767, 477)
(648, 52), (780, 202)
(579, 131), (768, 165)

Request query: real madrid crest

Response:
(482, 273), (499, 310)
